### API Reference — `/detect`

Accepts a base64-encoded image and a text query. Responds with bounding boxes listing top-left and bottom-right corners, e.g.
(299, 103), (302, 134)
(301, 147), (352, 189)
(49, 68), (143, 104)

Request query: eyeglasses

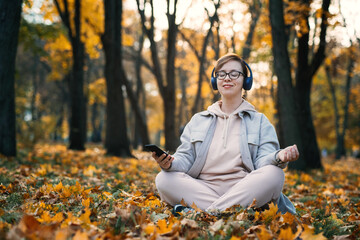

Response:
(215, 70), (244, 80)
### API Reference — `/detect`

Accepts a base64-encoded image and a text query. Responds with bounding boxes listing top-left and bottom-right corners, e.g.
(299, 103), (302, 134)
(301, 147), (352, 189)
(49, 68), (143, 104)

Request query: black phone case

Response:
(144, 144), (168, 157)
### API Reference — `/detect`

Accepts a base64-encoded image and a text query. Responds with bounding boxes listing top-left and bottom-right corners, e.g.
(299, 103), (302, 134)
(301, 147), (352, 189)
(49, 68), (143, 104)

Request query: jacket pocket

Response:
(190, 131), (205, 157)
(247, 133), (259, 160)
(190, 131), (206, 143)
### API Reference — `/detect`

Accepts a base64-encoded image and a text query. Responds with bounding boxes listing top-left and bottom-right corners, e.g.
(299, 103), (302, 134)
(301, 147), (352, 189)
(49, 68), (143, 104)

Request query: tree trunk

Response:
(133, 33), (147, 148)
(164, 9), (178, 150)
(242, 0), (261, 60)
(336, 53), (354, 158)
(136, 0), (179, 151)
(269, 0), (306, 170)
(31, 57), (39, 121)
(178, 68), (189, 128)
(120, 70), (150, 147)
(54, 73), (70, 141)
(270, 0), (330, 170)
(325, 65), (341, 158)
(295, 83), (321, 169)
(103, 0), (132, 156)
(69, 0), (86, 150)
(54, 0), (86, 150)
(0, 0), (22, 157)
(191, 2), (220, 115)
(90, 102), (102, 142)
(294, 0), (330, 169)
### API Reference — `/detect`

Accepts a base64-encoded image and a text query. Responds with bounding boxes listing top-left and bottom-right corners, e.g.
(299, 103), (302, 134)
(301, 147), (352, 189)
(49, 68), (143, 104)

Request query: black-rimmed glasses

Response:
(216, 70), (244, 80)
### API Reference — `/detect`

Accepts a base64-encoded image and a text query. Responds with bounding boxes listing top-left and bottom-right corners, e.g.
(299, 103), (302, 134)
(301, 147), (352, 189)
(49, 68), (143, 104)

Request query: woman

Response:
(151, 53), (299, 215)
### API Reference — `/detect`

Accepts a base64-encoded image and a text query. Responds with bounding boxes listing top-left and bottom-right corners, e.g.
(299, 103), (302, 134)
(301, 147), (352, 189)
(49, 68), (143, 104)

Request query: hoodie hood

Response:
(207, 100), (256, 118)
(207, 100), (256, 148)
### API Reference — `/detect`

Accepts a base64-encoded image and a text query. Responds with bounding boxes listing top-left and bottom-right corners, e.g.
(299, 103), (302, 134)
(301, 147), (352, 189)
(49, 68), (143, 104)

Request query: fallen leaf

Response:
(300, 225), (327, 240)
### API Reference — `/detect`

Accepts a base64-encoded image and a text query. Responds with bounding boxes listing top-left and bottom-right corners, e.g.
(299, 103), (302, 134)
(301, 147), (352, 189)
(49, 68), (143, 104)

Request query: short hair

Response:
(214, 53), (248, 78)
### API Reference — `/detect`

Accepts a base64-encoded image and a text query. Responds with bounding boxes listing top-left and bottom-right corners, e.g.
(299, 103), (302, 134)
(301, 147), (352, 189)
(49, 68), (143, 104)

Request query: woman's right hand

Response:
(152, 152), (174, 170)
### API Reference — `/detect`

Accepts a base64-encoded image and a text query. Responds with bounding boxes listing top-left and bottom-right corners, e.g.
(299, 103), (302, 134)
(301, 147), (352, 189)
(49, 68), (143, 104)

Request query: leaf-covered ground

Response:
(0, 144), (359, 239)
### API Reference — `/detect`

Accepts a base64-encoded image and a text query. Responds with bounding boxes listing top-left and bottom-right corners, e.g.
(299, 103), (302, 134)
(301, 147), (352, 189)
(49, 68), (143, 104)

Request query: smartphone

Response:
(144, 144), (168, 157)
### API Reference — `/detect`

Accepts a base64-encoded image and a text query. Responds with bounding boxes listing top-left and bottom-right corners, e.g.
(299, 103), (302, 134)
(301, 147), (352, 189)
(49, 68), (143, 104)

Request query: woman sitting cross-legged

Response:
(150, 53), (299, 215)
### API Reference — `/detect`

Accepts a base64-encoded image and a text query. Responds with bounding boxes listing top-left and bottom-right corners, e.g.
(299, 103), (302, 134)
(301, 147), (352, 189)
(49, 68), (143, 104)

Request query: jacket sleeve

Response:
(163, 117), (197, 173)
(253, 114), (288, 169)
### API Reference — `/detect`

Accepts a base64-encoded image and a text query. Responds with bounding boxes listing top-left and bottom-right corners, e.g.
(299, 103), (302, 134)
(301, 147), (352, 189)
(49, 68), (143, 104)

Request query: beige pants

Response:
(155, 165), (285, 212)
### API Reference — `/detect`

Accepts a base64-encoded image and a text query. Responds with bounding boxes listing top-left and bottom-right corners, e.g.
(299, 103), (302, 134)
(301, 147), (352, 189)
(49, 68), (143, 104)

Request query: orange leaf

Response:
(278, 227), (295, 240)
(230, 236), (241, 240)
(73, 230), (89, 240)
(19, 215), (40, 233)
(156, 219), (172, 234)
(179, 198), (187, 209)
(262, 202), (279, 221)
(282, 212), (296, 225)
(39, 211), (52, 223)
(300, 225), (326, 240)
(79, 208), (91, 225)
(144, 223), (156, 235)
(54, 181), (63, 192)
(55, 229), (69, 240)
(52, 212), (64, 223)
(83, 165), (97, 177)
(190, 202), (201, 212)
(255, 225), (273, 240)
(82, 198), (91, 208)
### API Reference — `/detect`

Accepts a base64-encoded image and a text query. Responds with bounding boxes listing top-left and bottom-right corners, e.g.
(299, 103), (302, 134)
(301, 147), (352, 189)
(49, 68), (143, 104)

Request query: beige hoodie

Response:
(198, 100), (257, 184)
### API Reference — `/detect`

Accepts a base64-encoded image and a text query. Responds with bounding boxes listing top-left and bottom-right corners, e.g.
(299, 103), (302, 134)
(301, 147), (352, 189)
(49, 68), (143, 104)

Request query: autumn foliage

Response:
(0, 144), (359, 239)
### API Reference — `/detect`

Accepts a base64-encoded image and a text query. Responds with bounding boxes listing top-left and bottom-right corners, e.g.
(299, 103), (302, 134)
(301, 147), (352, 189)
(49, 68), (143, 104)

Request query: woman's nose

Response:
(224, 75), (231, 81)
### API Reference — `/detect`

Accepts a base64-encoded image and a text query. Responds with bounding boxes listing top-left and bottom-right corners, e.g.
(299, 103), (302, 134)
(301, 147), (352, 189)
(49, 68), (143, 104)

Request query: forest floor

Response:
(0, 143), (359, 239)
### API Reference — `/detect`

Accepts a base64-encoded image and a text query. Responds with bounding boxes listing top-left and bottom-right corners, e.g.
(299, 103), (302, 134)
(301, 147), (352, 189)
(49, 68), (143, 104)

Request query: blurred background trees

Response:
(1, 0), (359, 170)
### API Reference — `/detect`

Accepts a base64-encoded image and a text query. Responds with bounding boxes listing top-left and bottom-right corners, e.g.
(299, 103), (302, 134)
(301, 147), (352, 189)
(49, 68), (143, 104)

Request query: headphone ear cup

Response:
(210, 68), (218, 90)
(242, 61), (253, 90)
(243, 77), (252, 90)
(211, 76), (218, 90)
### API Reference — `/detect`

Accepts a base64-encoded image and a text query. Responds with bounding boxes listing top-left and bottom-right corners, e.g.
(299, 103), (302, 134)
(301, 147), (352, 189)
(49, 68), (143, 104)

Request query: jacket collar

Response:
(200, 109), (255, 120)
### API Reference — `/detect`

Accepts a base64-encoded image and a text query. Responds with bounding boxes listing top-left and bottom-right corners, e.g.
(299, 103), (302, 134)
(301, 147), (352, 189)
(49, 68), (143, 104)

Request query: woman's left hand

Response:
(277, 144), (299, 163)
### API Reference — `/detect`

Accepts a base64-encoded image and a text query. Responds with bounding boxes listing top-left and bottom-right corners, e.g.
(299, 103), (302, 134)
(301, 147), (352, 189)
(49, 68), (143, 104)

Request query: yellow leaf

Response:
(134, 191), (142, 197)
(300, 225), (327, 240)
(37, 165), (47, 176)
(55, 229), (69, 240)
(334, 188), (345, 196)
(71, 167), (79, 174)
(282, 212), (296, 225)
(190, 202), (201, 212)
(39, 211), (52, 223)
(54, 181), (63, 192)
(255, 225), (273, 240)
(61, 187), (72, 198)
(144, 223), (155, 235)
(52, 212), (64, 223)
(82, 198), (90, 208)
(331, 212), (344, 225)
(79, 208), (91, 225)
(278, 227), (295, 240)
(300, 173), (313, 183)
(83, 165), (97, 177)
(262, 202), (279, 221)
(230, 236), (241, 240)
(156, 219), (172, 234)
(254, 211), (260, 221)
(145, 198), (161, 208)
(73, 230), (89, 240)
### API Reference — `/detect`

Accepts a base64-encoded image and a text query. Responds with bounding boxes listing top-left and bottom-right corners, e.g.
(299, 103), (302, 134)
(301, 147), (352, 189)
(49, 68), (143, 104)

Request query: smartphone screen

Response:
(144, 144), (168, 157)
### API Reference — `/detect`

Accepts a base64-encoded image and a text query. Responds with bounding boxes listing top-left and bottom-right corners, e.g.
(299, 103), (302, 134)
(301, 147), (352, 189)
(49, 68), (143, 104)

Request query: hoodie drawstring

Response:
(222, 115), (230, 148)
